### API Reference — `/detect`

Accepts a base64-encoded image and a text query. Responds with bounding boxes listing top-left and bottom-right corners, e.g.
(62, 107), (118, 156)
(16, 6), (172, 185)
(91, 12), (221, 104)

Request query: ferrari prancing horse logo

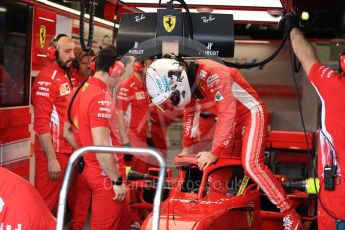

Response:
(163, 15), (176, 33)
(39, 25), (46, 48)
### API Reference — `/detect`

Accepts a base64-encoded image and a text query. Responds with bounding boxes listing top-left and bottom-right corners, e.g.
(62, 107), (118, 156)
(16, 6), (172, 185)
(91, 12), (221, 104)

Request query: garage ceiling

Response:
(58, 0), (345, 39)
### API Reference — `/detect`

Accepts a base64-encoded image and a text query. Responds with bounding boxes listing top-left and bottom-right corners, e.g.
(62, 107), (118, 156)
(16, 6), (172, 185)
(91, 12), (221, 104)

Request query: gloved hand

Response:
(122, 142), (133, 161)
(278, 11), (300, 32)
(146, 137), (155, 148)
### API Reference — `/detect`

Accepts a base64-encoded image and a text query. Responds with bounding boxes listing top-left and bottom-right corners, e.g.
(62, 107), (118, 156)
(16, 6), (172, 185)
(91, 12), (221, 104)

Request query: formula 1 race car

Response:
(127, 155), (317, 230)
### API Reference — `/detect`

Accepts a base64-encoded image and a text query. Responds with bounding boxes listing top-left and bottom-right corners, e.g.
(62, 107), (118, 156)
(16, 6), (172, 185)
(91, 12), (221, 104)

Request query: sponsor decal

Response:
(246, 201), (255, 226)
(59, 82), (71, 96)
(134, 14), (146, 22)
(206, 74), (218, 83)
(97, 113), (112, 119)
(98, 100), (112, 106)
(215, 91), (224, 101)
(82, 82), (90, 92)
(135, 91), (146, 100)
(129, 41), (144, 55)
(163, 15), (176, 32)
(118, 91), (127, 97)
(130, 82), (136, 88)
(207, 79), (219, 88)
(201, 15), (215, 23)
(38, 81), (51, 86)
(161, 76), (170, 92)
(129, 49), (144, 55)
(185, 114), (193, 135)
(73, 117), (79, 129)
(155, 78), (165, 94)
(199, 42), (219, 56)
(223, 131), (233, 146)
(36, 91), (49, 97)
(199, 69), (207, 79)
(120, 88), (129, 92)
(99, 107), (111, 112)
(199, 82), (205, 92)
(39, 25), (46, 48)
(38, 87), (49, 92)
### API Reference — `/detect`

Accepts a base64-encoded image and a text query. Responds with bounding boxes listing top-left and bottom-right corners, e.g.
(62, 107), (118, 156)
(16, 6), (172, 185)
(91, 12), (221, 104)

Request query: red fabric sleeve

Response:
(308, 62), (344, 101)
(210, 69), (236, 157)
(32, 75), (57, 135)
(116, 82), (131, 111)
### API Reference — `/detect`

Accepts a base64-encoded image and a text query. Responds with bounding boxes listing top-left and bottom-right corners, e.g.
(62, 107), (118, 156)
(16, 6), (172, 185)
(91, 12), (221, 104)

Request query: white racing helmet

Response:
(145, 58), (191, 112)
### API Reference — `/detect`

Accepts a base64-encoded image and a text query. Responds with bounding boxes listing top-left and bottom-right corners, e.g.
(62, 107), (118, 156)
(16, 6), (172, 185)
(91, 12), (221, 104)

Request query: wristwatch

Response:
(112, 176), (123, 186)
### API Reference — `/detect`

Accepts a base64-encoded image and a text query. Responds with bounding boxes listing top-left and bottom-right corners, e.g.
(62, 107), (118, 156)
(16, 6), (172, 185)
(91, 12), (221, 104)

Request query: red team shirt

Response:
(70, 77), (116, 167)
(116, 74), (149, 141)
(308, 62), (345, 229)
(0, 167), (56, 230)
(309, 62), (345, 177)
(32, 61), (73, 154)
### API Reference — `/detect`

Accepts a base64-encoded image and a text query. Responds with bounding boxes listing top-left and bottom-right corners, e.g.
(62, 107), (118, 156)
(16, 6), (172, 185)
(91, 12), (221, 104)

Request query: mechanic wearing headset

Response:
(66, 48), (95, 230)
(70, 49), (95, 87)
(145, 57), (301, 230)
(66, 45), (131, 229)
(290, 25), (345, 229)
(116, 58), (151, 173)
(31, 33), (75, 214)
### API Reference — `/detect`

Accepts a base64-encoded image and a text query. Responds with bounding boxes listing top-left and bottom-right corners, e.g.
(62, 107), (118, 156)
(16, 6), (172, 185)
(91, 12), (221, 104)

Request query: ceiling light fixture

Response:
(301, 11), (309, 21)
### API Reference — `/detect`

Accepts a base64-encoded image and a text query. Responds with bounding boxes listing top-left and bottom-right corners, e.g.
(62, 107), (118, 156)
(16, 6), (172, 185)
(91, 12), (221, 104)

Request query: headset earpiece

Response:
(46, 34), (68, 61)
(46, 45), (57, 61)
(89, 57), (96, 72)
(109, 60), (125, 78)
(89, 48), (124, 78)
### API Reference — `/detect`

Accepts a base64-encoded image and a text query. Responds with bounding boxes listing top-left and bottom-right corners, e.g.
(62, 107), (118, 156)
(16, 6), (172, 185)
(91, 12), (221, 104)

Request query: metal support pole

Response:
(56, 146), (166, 230)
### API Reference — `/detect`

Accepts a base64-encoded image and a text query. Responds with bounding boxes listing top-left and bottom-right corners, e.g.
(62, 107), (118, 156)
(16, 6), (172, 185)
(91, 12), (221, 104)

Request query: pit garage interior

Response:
(0, 0), (345, 229)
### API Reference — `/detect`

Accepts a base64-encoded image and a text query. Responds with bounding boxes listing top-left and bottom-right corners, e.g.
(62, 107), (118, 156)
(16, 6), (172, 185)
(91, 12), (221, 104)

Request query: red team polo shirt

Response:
(70, 77), (115, 167)
(116, 74), (149, 140)
(32, 61), (73, 154)
(308, 62), (345, 177)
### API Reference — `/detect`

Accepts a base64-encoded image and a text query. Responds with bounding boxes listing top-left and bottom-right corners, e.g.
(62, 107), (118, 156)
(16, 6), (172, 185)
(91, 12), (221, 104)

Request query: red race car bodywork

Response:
(139, 156), (316, 230)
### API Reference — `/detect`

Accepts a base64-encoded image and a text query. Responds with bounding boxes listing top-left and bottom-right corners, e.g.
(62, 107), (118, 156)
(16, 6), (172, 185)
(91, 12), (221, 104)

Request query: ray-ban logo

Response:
(201, 15), (215, 23)
(135, 14), (146, 22)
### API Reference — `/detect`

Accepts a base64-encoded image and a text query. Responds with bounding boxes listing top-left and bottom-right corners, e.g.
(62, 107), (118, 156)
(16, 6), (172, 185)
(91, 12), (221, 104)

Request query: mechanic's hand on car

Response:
(196, 151), (217, 170)
(48, 158), (61, 180)
(113, 183), (127, 201)
(278, 11), (300, 32)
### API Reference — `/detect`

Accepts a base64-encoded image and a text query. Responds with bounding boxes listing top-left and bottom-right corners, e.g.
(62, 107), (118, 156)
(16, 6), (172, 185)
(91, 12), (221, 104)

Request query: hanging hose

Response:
(79, 0), (96, 52)
(223, 31), (289, 69)
(112, 2), (120, 45)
